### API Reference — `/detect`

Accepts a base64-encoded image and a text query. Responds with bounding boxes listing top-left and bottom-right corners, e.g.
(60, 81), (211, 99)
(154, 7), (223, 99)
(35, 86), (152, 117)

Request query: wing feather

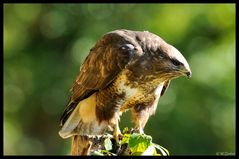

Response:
(60, 32), (140, 126)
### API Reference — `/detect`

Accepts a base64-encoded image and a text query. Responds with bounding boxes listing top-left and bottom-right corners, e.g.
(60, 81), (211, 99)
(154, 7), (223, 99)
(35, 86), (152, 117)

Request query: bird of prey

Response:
(59, 29), (191, 155)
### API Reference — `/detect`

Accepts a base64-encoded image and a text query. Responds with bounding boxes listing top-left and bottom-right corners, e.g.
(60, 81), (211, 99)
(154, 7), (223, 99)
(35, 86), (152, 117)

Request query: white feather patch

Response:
(154, 83), (164, 97)
(59, 104), (81, 139)
(59, 94), (98, 138)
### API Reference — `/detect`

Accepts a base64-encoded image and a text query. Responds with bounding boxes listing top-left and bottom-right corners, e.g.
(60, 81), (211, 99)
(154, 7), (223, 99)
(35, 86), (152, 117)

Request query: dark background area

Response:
(4, 4), (235, 155)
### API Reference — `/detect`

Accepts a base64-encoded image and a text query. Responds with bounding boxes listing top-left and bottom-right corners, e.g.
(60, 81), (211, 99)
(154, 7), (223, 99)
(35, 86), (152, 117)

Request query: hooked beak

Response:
(185, 71), (192, 79)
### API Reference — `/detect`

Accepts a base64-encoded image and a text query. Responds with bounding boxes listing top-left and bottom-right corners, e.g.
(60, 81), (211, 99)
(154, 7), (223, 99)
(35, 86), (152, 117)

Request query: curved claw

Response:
(133, 127), (144, 134)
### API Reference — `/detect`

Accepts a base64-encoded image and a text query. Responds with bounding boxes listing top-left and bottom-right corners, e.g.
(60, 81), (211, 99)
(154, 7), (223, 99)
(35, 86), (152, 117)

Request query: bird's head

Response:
(113, 30), (192, 81)
(150, 40), (192, 80)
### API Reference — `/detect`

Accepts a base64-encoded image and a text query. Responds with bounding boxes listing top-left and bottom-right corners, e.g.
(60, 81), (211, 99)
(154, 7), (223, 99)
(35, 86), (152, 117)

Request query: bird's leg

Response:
(113, 119), (121, 143)
(110, 113), (122, 143)
(134, 119), (145, 134)
(131, 106), (150, 134)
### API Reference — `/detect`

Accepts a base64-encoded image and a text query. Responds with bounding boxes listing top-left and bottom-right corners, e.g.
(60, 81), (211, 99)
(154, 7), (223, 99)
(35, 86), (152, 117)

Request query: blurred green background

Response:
(4, 4), (235, 155)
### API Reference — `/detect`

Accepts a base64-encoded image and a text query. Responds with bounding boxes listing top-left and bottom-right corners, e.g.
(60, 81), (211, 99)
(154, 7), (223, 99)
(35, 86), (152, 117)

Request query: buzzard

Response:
(59, 29), (191, 155)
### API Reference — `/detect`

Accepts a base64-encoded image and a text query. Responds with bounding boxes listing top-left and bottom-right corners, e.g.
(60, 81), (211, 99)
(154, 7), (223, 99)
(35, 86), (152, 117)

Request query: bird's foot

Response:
(113, 129), (122, 144)
(133, 127), (144, 134)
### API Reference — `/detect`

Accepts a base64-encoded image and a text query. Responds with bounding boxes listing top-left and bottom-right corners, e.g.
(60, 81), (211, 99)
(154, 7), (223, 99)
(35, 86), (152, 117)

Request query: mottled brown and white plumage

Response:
(59, 29), (191, 155)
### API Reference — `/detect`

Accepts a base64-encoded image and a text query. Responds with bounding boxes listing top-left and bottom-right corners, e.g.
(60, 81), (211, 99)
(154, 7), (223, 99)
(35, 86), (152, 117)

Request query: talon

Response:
(139, 127), (144, 134)
(113, 128), (121, 144)
(113, 120), (121, 144)
(133, 127), (144, 134)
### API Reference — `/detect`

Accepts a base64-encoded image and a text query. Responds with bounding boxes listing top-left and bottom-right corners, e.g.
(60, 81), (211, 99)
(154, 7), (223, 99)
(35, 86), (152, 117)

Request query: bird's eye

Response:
(171, 58), (181, 66)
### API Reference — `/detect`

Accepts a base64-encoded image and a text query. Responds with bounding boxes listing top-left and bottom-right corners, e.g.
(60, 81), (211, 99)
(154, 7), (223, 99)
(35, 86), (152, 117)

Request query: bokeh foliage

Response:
(4, 4), (235, 155)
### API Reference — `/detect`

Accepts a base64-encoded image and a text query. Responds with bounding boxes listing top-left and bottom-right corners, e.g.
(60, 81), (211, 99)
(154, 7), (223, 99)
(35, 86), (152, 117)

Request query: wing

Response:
(60, 32), (141, 126)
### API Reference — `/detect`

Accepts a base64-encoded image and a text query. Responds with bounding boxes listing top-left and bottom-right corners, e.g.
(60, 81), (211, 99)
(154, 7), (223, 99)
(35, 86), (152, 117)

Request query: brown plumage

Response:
(59, 29), (191, 155)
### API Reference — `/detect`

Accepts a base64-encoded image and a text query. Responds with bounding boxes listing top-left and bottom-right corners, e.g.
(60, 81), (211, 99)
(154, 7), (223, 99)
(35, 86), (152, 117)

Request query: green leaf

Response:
(104, 138), (112, 151)
(122, 127), (129, 134)
(153, 145), (160, 156)
(121, 133), (131, 144)
(92, 151), (104, 156)
(128, 133), (152, 154)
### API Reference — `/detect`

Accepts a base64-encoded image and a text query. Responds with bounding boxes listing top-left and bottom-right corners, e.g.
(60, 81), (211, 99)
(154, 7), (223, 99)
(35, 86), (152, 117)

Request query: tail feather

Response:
(60, 101), (78, 127)
(60, 90), (96, 127)
(59, 93), (109, 138)
(59, 104), (81, 138)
